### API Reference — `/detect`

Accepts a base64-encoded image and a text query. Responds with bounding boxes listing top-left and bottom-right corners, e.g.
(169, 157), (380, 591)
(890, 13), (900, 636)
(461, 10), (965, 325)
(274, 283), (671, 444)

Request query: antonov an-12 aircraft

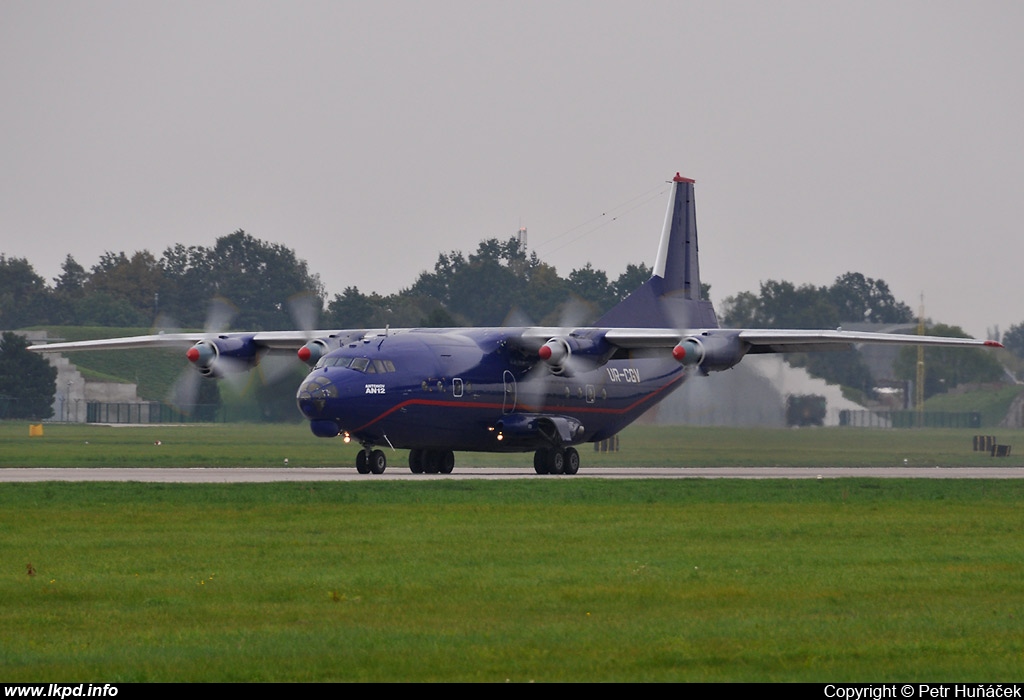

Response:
(31, 174), (1002, 475)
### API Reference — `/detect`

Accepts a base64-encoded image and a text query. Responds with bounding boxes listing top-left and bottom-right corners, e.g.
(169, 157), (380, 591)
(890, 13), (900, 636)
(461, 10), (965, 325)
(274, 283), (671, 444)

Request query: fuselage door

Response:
(502, 370), (516, 414)
(452, 377), (464, 398)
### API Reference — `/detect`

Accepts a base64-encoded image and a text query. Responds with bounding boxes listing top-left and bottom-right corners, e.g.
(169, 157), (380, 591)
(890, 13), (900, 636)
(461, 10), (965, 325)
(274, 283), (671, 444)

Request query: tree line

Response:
(1, 231), (656, 332)
(1, 230), (1014, 415)
(1, 231), (324, 331)
(720, 274), (1006, 399)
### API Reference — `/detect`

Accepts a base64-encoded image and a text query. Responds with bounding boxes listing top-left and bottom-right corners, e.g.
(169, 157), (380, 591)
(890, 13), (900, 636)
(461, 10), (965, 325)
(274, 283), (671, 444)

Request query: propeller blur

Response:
(30, 173), (1003, 475)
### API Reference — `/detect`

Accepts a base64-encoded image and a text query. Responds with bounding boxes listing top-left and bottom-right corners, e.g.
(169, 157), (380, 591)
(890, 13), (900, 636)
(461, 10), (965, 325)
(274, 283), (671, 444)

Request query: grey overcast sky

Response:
(2, 1), (1021, 338)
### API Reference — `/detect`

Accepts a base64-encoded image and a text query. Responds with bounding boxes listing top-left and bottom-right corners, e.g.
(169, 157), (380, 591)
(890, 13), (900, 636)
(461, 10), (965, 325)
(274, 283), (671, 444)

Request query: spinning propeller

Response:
(289, 293), (342, 367)
(657, 293), (749, 373)
(515, 297), (609, 410)
(163, 298), (250, 412)
(164, 295), (325, 413)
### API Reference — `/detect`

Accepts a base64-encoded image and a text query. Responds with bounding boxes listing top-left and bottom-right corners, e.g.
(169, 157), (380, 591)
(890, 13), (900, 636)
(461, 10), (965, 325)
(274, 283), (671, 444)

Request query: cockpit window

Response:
(314, 355), (398, 373)
(299, 375), (338, 399)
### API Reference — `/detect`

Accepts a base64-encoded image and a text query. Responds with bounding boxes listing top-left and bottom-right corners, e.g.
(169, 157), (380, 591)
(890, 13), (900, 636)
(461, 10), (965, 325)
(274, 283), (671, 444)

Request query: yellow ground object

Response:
(29, 424), (44, 437)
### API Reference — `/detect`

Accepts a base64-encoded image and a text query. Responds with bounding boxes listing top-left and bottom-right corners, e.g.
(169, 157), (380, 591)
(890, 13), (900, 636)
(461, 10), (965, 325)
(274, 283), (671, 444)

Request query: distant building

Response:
(18, 331), (145, 422)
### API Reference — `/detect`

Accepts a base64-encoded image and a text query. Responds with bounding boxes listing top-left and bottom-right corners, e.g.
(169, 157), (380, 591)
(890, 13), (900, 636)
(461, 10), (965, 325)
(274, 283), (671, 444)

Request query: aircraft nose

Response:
(296, 374), (339, 418)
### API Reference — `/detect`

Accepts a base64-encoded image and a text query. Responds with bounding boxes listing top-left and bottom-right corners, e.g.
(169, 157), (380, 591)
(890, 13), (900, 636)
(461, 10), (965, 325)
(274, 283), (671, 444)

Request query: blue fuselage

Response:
(296, 329), (686, 452)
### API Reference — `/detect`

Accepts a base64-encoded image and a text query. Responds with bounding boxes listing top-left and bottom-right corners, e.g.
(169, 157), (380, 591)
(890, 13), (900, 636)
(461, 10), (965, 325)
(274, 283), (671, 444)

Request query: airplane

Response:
(30, 173), (1003, 475)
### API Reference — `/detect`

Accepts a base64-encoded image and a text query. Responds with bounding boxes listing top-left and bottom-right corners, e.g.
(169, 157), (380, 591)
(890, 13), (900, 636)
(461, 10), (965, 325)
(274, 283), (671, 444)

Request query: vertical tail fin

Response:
(654, 173), (702, 299)
(596, 173), (718, 330)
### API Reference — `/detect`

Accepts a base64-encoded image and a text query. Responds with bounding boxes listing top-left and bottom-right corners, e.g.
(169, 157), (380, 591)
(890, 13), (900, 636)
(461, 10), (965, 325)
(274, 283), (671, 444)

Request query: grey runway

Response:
(3, 466), (1024, 482)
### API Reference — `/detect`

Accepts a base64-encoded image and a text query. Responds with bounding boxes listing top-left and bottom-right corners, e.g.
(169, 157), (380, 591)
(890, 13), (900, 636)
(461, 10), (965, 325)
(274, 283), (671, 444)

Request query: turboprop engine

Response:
(186, 335), (262, 377)
(671, 331), (749, 373)
(536, 331), (613, 376)
(298, 338), (331, 366)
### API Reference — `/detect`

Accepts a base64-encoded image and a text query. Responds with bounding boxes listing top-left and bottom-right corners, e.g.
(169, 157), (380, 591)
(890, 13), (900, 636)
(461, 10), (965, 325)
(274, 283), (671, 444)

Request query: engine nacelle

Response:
(538, 338), (570, 370)
(298, 338), (330, 366)
(671, 332), (748, 373)
(537, 332), (612, 376)
(186, 335), (261, 377)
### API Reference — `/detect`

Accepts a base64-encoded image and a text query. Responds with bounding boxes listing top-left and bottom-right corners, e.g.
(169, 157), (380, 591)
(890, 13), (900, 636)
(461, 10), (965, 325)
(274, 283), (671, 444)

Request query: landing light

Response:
(342, 432), (351, 443)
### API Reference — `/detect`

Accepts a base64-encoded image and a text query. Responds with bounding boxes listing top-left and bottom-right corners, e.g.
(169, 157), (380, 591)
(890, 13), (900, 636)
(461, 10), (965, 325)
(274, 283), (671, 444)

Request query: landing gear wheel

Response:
(547, 448), (565, 475)
(563, 447), (580, 475)
(409, 449), (424, 474)
(369, 449), (387, 474)
(438, 450), (455, 474)
(411, 449), (456, 474)
(423, 451), (440, 474)
(355, 450), (370, 474)
(534, 449), (550, 474)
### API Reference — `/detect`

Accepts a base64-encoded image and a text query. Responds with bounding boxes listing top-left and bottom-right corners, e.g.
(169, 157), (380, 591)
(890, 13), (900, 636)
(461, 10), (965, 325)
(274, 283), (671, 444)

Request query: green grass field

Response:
(2, 421), (1021, 468)
(2, 422), (1023, 681)
(3, 479), (1023, 682)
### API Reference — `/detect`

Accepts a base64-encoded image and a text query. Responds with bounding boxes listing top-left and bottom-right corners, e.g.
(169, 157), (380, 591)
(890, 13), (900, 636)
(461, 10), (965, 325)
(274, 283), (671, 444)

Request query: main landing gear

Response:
(353, 446), (581, 476)
(353, 446), (456, 475)
(533, 446), (580, 475)
(408, 448), (455, 474)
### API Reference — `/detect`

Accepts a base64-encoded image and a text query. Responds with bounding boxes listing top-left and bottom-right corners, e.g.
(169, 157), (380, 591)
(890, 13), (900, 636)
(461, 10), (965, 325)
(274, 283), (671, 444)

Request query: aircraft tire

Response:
(438, 450), (455, 474)
(533, 450), (550, 475)
(369, 449), (387, 474)
(409, 449), (425, 474)
(422, 451), (440, 474)
(563, 447), (580, 475)
(547, 448), (565, 475)
(356, 450), (371, 474)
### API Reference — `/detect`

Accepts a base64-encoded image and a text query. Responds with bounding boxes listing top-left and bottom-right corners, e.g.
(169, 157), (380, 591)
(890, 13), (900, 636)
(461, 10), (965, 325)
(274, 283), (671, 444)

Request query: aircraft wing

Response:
(34, 326), (999, 355)
(31, 326), (1002, 380)
(28, 330), (378, 354)
(735, 329), (1003, 354)
(28, 333), (209, 352)
(27, 329), (388, 378)
(599, 327), (1001, 351)
(595, 327), (1001, 373)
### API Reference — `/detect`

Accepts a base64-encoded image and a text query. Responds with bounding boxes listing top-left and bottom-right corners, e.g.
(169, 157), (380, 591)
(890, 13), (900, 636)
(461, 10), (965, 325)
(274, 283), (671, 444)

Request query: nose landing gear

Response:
(355, 447), (387, 474)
